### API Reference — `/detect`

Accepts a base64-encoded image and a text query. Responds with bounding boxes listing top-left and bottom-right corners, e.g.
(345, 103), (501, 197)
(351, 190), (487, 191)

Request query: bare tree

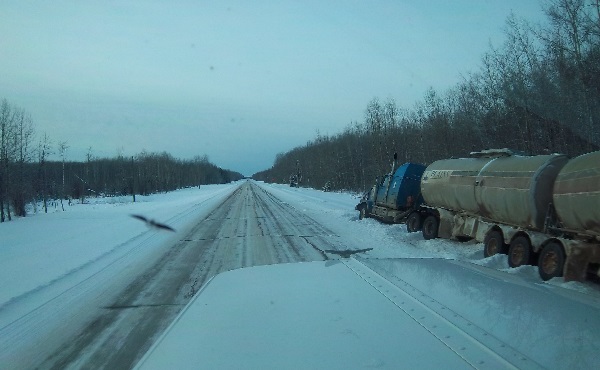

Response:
(0, 99), (13, 221)
(58, 141), (68, 211)
(542, 0), (600, 149)
(12, 109), (35, 216)
(38, 133), (52, 213)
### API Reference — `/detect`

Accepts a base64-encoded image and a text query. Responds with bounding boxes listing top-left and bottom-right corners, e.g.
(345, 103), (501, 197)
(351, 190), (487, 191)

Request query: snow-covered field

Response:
(2, 179), (600, 369)
(0, 184), (238, 310)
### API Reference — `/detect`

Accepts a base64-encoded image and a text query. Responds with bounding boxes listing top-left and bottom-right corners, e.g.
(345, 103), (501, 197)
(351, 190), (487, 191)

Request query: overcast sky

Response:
(0, 1), (545, 176)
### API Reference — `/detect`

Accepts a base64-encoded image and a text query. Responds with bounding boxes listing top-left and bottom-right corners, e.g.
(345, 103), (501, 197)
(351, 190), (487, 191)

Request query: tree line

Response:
(253, 0), (600, 192)
(0, 99), (243, 222)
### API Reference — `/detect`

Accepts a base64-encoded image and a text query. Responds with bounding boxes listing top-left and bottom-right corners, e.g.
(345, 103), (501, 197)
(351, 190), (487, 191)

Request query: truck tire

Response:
(483, 230), (505, 257)
(538, 241), (565, 281)
(422, 215), (439, 240)
(508, 235), (533, 267)
(406, 212), (422, 233)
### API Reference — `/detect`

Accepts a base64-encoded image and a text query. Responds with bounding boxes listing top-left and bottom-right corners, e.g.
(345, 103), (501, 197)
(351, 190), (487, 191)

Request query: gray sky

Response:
(0, 1), (545, 176)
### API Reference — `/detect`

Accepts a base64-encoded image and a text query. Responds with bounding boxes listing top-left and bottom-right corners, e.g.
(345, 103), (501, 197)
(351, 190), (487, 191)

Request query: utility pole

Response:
(131, 156), (136, 202)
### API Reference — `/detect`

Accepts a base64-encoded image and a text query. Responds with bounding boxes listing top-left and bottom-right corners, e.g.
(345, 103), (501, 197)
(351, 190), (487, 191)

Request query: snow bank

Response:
(0, 184), (238, 308)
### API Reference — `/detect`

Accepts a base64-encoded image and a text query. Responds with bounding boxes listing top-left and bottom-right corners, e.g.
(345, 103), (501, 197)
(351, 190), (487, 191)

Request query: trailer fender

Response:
(436, 208), (454, 239)
(449, 213), (478, 241)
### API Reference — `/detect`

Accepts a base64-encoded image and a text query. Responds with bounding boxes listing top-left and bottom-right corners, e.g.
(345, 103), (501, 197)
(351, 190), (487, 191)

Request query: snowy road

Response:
(2, 181), (600, 369)
(1, 181), (350, 369)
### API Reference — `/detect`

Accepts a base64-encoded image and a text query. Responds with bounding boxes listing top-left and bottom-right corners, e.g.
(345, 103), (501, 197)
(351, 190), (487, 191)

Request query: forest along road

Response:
(36, 180), (348, 369)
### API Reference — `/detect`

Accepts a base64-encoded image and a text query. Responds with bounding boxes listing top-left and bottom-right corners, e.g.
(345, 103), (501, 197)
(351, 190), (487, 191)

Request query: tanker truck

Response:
(409, 149), (600, 281)
(355, 154), (425, 223)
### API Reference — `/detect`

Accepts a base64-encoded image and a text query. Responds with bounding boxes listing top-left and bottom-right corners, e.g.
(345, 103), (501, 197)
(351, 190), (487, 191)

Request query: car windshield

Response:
(1, 1), (599, 369)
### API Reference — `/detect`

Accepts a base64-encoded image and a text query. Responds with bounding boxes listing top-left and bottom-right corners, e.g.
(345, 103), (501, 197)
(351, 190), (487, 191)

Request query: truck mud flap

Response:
(564, 244), (600, 281)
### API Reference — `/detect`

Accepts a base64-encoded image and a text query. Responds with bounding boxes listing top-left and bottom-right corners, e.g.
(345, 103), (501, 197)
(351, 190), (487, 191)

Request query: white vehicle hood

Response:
(136, 258), (599, 369)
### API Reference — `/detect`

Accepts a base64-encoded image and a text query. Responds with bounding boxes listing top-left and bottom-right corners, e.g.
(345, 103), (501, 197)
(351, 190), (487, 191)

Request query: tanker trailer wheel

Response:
(422, 215), (439, 240)
(508, 235), (533, 267)
(538, 242), (565, 281)
(406, 212), (422, 233)
(483, 230), (506, 257)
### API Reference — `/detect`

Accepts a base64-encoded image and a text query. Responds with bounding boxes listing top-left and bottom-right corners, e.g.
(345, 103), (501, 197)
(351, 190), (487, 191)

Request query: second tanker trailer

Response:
(408, 149), (600, 281)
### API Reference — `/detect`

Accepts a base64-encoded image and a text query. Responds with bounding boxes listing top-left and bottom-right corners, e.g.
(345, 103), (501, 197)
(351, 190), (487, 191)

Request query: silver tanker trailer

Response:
(411, 149), (600, 281)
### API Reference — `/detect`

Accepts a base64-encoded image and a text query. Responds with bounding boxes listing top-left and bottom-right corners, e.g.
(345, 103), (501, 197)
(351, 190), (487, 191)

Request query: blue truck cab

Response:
(356, 161), (425, 223)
